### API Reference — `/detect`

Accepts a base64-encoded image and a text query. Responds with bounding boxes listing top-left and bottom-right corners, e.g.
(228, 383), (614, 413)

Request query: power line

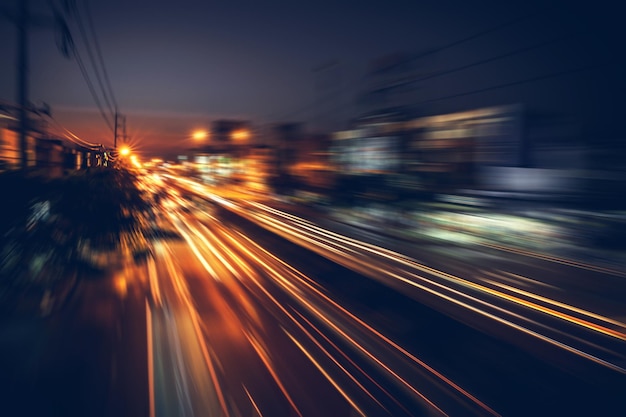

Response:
(307, 57), (621, 128)
(370, 31), (584, 94)
(272, 8), (547, 122)
(310, 28), (609, 122)
(47, 0), (116, 136)
(72, 46), (115, 132)
(71, 0), (116, 116)
(408, 9), (545, 62)
(416, 61), (620, 105)
(83, 0), (117, 111)
(43, 113), (102, 150)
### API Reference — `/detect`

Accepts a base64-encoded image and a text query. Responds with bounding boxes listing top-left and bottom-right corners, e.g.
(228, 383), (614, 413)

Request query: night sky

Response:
(0, 0), (622, 157)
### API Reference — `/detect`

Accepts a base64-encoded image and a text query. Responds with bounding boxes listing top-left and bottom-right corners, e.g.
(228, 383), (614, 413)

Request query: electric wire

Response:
(369, 31), (584, 94)
(72, 0), (116, 116)
(47, 0), (116, 136)
(416, 60), (619, 105)
(43, 113), (102, 150)
(83, 0), (118, 111)
(72, 48), (115, 133)
(407, 9), (545, 62)
(308, 56), (618, 128)
(272, 8), (546, 122)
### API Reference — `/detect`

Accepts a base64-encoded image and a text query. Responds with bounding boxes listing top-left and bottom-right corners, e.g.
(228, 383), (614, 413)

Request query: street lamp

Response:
(119, 145), (131, 156)
(192, 130), (208, 141)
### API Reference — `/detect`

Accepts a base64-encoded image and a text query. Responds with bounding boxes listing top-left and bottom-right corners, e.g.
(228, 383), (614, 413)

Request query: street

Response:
(2, 172), (624, 417)
(141, 173), (626, 416)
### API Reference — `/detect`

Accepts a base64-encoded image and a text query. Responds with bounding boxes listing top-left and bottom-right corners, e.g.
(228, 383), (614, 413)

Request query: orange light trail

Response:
(242, 202), (626, 346)
(155, 173), (626, 416)
(284, 330), (369, 417)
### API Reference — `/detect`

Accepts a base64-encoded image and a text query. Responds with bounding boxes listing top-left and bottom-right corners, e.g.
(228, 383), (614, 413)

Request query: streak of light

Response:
(387, 269), (626, 374)
(249, 201), (315, 226)
(244, 331), (304, 417)
(145, 300), (156, 417)
(227, 231), (460, 416)
(156, 241), (231, 416)
(479, 269), (549, 290)
(482, 242), (626, 278)
(162, 176), (626, 374)
(404, 262), (626, 341)
(499, 270), (560, 290)
(290, 309), (411, 415)
(243, 385), (264, 417)
(289, 290), (452, 416)
(147, 255), (162, 307)
(482, 278), (626, 331)
(192, 221), (242, 279)
(245, 204), (626, 345)
(183, 219), (265, 328)
(403, 265), (626, 342)
(235, 205), (626, 373)
(208, 226), (433, 413)
(202, 195), (622, 369)
(284, 330), (369, 417)
(165, 302), (194, 416)
(209, 214), (500, 414)
(253, 190), (616, 281)
(167, 213), (220, 281)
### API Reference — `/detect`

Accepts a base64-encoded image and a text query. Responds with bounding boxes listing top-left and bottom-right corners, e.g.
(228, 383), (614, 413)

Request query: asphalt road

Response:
(215, 202), (626, 416)
(3, 171), (624, 417)
(145, 174), (626, 416)
(148, 199), (498, 416)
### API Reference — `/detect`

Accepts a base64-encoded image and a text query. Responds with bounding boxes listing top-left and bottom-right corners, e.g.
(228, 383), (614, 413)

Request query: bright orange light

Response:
(193, 130), (208, 141)
(130, 154), (142, 168)
(231, 129), (250, 141)
(119, 146), (131, 156)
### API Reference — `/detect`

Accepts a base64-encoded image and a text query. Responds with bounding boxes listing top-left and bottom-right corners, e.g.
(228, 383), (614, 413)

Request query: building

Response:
(210, 119), (252, 143)
(35, 137), (65, 177)
(0, 111), (35, 170)
(190, 119), (255, 185)
(1, 105), (103, 175)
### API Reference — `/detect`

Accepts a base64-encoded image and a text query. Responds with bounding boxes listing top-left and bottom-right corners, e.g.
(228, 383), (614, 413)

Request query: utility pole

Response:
(122, 115), (127, 144)
(113, 112), (126, 148)
(3, 0), (58, 170)
(17, 0), (29, 170)
(114, 111), (118, 148)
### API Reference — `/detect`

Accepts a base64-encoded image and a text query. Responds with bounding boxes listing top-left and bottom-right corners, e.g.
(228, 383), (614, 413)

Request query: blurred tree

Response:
(0, 168), (150, 313)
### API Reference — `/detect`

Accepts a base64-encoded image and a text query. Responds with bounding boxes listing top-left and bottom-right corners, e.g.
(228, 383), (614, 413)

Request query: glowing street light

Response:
(119, 145), (131, 156)
(193, 130), (208, 141)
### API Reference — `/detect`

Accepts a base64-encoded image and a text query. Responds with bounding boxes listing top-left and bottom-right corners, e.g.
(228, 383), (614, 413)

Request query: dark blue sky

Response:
(0, 0), (622, 155)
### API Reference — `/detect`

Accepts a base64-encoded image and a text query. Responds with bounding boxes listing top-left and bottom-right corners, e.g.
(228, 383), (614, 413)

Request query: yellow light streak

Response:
(245, 331), (303, 417)
(284, 330), (368, 417)
(243, 385), (264, 417)
(161, 173), (626, 375)
(245, 204), (626, 342)
(145, 300), (156, 417)
(482, 242), (626, 278)
(255, 205), (626, 373)
(482, 278), (626, 334)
